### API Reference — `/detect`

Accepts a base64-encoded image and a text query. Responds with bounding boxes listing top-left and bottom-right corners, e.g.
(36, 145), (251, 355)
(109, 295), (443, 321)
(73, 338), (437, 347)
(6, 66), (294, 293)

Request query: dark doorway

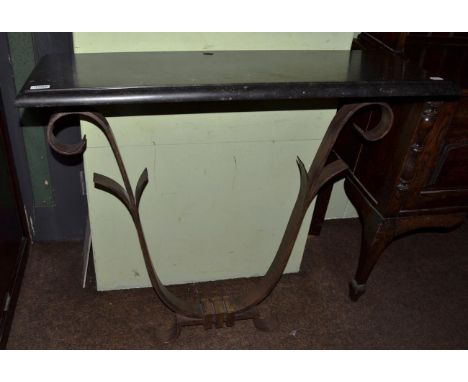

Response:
(0, 94), (29, 348)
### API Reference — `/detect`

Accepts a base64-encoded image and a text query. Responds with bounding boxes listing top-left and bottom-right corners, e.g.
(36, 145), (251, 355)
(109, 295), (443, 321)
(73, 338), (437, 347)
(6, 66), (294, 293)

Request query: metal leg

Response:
(46, 103), (394, 341)
(308, 182), (333, 236)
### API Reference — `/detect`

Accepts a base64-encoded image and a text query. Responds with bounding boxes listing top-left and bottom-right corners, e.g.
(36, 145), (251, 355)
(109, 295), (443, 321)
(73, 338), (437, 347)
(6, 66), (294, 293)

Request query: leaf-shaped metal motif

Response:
(93, 172), (132, 213)
(296, 156), (310, 190)
(135, 168), (149, 209)
(314, 159), (349, 194)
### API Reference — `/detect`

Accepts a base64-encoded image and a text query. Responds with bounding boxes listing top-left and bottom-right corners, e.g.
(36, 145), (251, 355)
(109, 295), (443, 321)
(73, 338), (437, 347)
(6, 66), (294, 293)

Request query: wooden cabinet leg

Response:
(349, 208), (465, 301)
(308, 182), (333, 236)
(350, 215), (393, 301)
(345, 178), (466, 302)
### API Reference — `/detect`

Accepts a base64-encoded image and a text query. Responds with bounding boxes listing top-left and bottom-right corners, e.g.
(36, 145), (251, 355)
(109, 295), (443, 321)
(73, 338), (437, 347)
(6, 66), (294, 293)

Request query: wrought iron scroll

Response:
(47, 102), (393, 341)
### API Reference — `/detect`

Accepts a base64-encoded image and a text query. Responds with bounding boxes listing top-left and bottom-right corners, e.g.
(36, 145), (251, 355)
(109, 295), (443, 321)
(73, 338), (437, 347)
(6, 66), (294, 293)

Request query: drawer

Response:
(408, 98), (468, 212)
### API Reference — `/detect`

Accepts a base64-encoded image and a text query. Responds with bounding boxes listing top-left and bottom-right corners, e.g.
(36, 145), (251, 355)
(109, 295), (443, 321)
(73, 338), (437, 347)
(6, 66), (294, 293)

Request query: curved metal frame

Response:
(46, 102), (394, 341)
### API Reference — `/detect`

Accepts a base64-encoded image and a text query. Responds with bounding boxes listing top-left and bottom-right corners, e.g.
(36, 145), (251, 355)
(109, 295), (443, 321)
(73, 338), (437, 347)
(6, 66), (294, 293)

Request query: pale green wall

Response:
(74, 32), (353, 52)
(74, 33), (357, 291)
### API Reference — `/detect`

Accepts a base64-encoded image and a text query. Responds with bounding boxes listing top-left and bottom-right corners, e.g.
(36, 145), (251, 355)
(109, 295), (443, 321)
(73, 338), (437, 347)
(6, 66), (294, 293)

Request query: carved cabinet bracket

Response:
(397, 101), (441, 196)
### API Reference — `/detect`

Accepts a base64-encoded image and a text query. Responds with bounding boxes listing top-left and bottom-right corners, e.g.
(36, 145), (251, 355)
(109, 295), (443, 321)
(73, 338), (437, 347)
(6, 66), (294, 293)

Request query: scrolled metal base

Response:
(157, 305), (270, 343)
(46, 102), (393, 341)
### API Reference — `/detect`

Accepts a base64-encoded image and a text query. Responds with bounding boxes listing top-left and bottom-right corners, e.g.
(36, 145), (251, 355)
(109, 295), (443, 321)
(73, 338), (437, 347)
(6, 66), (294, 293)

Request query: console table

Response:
(15, 50), (461, 341)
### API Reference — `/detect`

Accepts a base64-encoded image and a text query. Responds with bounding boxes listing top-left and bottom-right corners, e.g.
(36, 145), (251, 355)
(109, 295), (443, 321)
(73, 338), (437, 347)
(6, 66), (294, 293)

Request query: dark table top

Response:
(15, 50), (460, 108)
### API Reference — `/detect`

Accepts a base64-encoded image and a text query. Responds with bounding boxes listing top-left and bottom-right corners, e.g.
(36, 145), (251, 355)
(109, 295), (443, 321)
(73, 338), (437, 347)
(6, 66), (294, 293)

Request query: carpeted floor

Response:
(7, 219), (468, 349)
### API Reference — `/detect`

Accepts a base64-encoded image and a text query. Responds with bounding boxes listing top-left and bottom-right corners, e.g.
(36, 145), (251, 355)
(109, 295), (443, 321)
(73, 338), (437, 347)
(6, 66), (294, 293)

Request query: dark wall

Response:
(0, 32), (87, 241)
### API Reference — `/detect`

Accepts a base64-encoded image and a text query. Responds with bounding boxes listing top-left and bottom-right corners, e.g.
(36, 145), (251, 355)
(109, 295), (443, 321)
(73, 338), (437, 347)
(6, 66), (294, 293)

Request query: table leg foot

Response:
(155, 316), (181, 343)
(349, 279), (366, 302)
(253, 315), (274, 332)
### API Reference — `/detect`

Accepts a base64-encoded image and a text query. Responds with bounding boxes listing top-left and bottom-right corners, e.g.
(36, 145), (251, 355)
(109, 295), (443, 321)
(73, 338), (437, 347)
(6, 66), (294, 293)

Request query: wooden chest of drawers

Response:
(310, 33), (468, 299)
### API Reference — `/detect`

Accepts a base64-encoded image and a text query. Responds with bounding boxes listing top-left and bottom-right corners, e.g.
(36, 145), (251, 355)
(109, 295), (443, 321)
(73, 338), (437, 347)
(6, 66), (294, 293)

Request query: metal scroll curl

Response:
(46, 102), (394, 339)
